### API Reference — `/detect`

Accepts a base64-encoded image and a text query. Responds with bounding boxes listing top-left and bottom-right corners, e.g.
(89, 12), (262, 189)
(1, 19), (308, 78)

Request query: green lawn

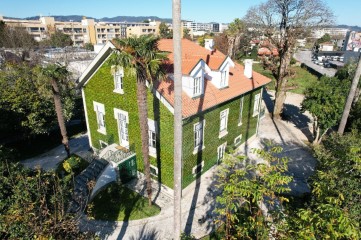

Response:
(253, 63), (319, 95)
(90, 183), (161, 221)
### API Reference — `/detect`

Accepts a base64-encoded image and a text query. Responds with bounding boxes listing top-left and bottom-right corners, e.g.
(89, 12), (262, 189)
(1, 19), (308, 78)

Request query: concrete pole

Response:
(172, 0), (183, 239)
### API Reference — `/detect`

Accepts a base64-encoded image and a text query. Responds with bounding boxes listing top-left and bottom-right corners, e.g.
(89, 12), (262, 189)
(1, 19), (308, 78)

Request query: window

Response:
(193, 121), (205, 153)
(193, 76), (202, 96)
(93, 102), (106, 134)
(219, 109), (229, 137)
(99, 140), (108, 149)
(238, 97), (244, 126)
(192, 161), (204, 176)
(114, 68), (124, 93)
(220, 70), (227, 88)
(253, 93), (261, 116)
(234, 134), (242, 146)
(150, 165), (158, 177)
(217, 143), (227, 164)
(148, 119), (157, 157)
(114, 109), (129, 148)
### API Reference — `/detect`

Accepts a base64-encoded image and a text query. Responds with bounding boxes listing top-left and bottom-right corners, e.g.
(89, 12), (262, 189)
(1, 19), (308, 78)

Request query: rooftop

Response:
(155, 39), (271, 118)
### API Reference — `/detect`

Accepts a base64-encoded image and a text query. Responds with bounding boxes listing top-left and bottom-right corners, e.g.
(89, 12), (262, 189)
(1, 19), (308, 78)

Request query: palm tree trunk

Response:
(136, 78), (152, 206)
(173, 0), (182, 238)
(51, 78), (70, 158)
(338, 56), (361, 134)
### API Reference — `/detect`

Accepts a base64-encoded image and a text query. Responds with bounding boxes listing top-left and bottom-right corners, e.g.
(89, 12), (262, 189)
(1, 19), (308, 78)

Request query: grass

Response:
(89, 183), (161, 221)
(253, 63), (319, 95)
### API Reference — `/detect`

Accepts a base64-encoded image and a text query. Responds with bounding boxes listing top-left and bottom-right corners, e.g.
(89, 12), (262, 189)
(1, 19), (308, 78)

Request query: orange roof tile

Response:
(156, 39), (271, 118)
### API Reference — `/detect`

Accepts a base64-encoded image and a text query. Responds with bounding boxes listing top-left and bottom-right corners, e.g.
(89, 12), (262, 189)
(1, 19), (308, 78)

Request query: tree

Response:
(244, 0), (334, 118)
(182, 27), (192, 40)
(159, 22), (173, 39)
(172, 0), (182, 238)
(286, 132), (361, 239)
(338, 56), (361, 134)
(316, 33), (332, 45)
(225, 18), (247, 59)
(214, 147), (292, 240)
(49, 31), (73, 47)
(41, 64), (72, 158)
(0, 63), (74, 136)
(301, 76), (349, 144)
(84, 42), (94, 51)
(0, 148), (93, 239)
(110, 35), (168, 206)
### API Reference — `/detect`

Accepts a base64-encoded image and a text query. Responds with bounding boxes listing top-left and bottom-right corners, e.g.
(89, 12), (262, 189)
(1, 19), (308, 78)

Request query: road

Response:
(294, 50), (337, 77)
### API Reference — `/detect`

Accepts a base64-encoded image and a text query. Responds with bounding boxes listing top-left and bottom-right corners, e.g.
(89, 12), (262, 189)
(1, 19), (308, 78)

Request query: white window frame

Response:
(220, 70), (227, 88)
(99, 140), (108, 149)
(148, 119), (157, 158)
(193, 76), (202, 96)
(192, 161), (204, 176)
(217, 142), (227, 164)
(113, 67), (124, 94)
(234, 134), (242, 146)
(193, 120), (205, 154)
(253, 93), (261, 117)
(150, 164), (158, 177)
(238, 97), (244, 126)
(114, 108), (129, 149)
(219, 109), (229, 138)
(93, 101), (106, 134)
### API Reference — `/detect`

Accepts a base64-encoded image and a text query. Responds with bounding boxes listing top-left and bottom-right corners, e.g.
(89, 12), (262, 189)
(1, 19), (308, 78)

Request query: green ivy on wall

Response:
(83, 54), (174, 188)
(181, 89), (261, 188)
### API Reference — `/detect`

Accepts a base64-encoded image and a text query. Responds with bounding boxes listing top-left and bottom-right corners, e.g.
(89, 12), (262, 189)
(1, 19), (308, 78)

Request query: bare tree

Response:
(172, 0), (182, 239)
(244, 0), (334, 118)
(338, 56), (361, 134)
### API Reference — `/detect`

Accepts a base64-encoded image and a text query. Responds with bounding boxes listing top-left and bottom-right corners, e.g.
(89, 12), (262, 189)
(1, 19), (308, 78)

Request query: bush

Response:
(58, 155), (89, 176)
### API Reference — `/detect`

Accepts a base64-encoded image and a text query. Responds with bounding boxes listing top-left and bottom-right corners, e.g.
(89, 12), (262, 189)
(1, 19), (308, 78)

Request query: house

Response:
(77, 39), (271, 189)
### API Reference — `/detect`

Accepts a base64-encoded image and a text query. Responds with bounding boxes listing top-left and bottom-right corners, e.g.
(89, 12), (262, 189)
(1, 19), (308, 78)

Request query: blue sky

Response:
(1, 0), (360, 26)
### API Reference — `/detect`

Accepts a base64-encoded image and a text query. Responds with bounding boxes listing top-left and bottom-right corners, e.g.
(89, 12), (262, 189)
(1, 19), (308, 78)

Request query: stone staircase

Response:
(69, 158), (109, 213)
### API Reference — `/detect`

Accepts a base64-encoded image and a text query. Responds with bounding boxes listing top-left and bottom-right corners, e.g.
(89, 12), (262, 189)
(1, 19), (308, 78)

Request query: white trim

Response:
(148, 118), (157, 158)
(150, 164), (159, 177)
(83, 53), (114, 87)
(256, 88), (264, 136)
(193, 120), (206, 154)
(114, 108), (129, 148)
(234, 134), (242, 146)
(99, 140), (108, 149)
(78, 41), (116, 87)
(192, 161), (205, 176)
(238, 96), (244, 126)
(217, 142), (227, 164)
(82, 89), (93, 148)
(253, 93), (261, 117)
(219, 108), (229, 138)
(113, 66), (124, 94)
(93, 101), (106, 134)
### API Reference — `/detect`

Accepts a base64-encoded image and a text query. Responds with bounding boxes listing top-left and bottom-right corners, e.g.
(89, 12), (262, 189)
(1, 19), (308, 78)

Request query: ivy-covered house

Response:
(77, 39), (270, 189)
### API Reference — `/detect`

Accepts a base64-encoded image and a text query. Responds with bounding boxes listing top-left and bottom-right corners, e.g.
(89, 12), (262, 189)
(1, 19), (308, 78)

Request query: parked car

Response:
(324, 62), (331, 68)
(339, 57), (344, 62)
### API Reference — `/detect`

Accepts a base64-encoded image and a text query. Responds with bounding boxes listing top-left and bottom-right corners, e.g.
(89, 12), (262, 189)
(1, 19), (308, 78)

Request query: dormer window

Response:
(193, 76), (202, 96)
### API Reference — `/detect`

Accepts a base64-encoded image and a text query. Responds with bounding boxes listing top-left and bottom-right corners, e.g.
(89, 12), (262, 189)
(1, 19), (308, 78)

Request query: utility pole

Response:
(338, 56), (361, 134)
(173, 0), (182, 239)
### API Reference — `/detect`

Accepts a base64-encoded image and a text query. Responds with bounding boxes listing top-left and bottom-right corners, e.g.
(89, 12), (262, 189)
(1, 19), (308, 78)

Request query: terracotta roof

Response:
(155, 39), (271, 118)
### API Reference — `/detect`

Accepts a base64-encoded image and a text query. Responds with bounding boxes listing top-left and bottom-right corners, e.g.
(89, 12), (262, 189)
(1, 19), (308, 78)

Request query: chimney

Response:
(204, 39), (214, 51)
(244, 59), (253, 79)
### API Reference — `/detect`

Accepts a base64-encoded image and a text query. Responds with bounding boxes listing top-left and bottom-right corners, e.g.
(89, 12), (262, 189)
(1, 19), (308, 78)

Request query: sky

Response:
(1, 0), (360, 26)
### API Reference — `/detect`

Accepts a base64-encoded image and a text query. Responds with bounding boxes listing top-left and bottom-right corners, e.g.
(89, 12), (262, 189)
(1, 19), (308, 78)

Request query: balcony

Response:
(100, 143), (136, 164)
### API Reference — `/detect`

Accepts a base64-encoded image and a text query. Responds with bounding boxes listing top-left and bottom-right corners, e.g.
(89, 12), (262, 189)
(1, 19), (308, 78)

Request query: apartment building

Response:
(182, 20), (228, 33)
(1, 16), (162, 46)
(312, 28), (349, 39)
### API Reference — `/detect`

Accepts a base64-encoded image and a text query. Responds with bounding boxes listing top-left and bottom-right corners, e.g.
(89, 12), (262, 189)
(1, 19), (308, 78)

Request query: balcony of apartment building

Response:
(73, 28), (83, 34)
(29, 27), (40, 33)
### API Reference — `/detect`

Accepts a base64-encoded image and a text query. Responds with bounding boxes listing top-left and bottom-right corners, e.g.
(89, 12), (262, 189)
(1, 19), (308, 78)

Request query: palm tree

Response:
(111, 35), (168, 206)
(338, 56), (361, 134)
(42, 64), (71, 158)
(172, 0), (183, 238)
